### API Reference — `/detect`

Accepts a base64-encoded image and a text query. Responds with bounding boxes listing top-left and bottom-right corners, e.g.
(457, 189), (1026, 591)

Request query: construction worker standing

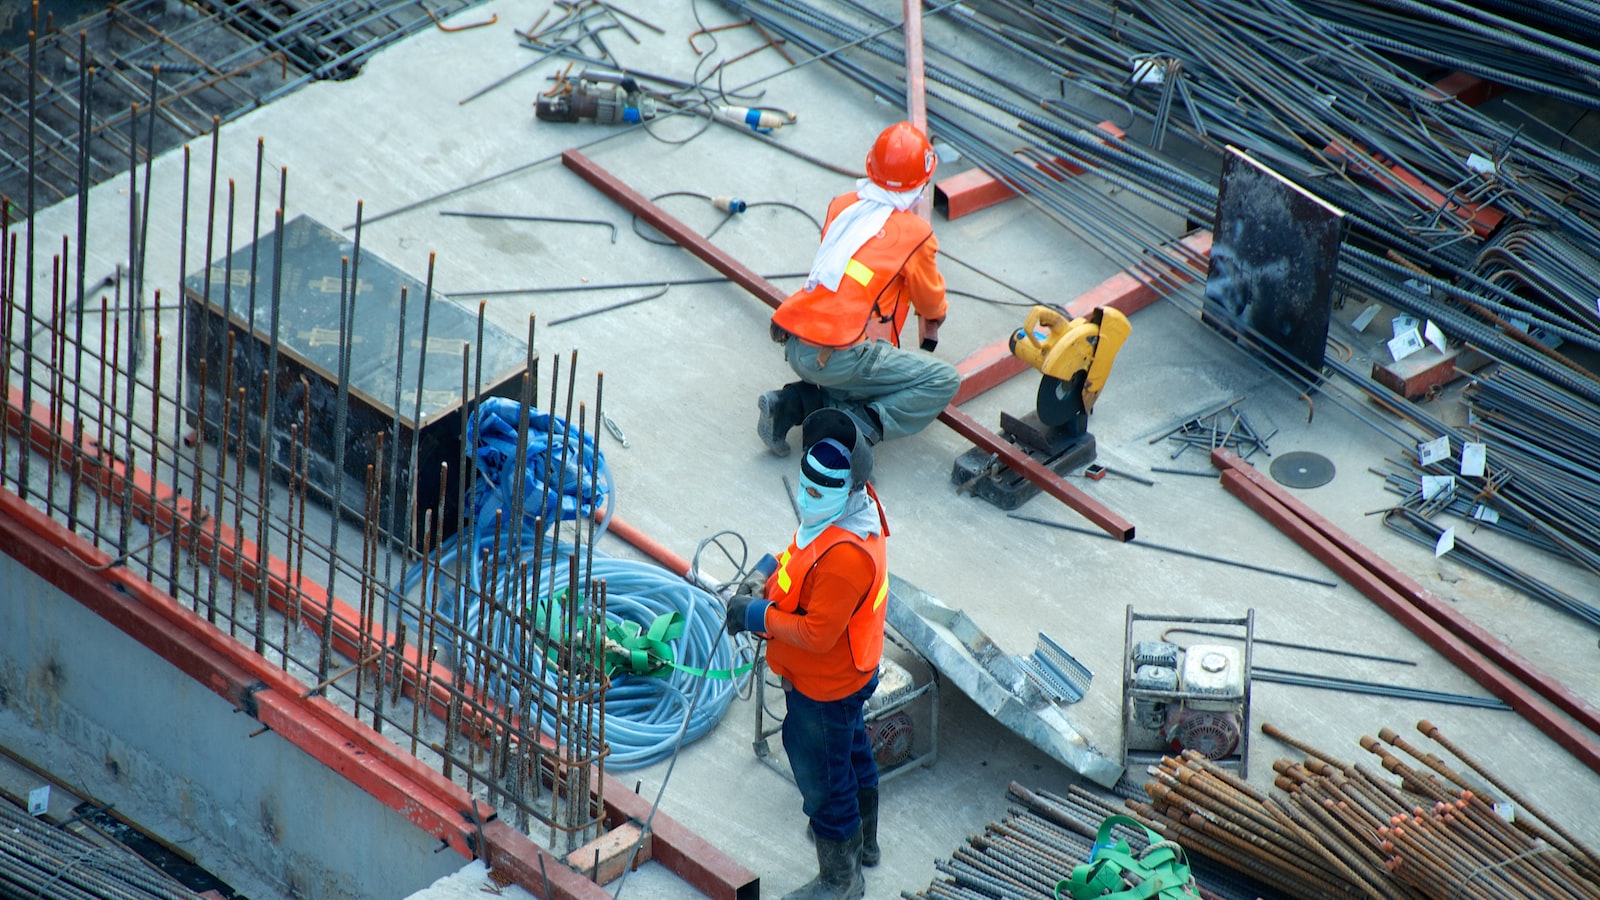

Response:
(758, 121), (960, 456)
(726, 409), (890, 900)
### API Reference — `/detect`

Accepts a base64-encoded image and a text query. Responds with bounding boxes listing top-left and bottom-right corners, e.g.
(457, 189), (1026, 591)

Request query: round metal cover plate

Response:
(1271, 451), (1335, 488)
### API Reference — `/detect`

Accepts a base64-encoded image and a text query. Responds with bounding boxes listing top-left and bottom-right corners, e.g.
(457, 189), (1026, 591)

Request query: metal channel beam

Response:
(561, 149), (1135, 540)
(1211, 452), (1600, 775)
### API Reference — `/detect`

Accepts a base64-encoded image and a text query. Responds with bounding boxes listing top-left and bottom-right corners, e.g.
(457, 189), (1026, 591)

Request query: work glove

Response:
(919, 316), (944, 352)
(725, 595), (772, 637)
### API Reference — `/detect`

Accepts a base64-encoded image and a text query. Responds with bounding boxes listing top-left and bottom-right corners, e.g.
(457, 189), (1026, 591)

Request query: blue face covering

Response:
(795, 438), (852, 548)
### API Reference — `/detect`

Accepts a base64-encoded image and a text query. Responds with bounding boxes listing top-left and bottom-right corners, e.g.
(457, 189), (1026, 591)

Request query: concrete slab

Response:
(15, 0), (1600, 897)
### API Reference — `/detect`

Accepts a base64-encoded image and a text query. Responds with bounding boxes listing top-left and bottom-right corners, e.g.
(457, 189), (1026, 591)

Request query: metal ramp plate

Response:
(884, 575), (1123, 788)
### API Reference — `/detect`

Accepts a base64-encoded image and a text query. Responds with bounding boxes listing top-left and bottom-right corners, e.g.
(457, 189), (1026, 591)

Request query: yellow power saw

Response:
(1007, 305), (1131, 450)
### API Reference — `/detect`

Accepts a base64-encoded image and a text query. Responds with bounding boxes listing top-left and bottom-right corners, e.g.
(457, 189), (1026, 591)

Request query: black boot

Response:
(781, 827), (864, 900)
(757, 382), (822, 457)
(858, 788), (880, 867)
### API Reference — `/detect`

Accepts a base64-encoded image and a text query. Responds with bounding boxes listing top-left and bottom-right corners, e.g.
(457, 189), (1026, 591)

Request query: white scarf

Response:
(803, 179), (925, 292)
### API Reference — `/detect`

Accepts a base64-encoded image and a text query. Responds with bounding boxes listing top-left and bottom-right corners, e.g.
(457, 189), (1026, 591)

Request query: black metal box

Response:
(183, 214), (529, 547)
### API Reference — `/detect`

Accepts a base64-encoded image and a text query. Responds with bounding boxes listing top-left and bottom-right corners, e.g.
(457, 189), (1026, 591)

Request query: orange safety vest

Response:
(765, 491), (890, 678)
(771, 193), (935, 349)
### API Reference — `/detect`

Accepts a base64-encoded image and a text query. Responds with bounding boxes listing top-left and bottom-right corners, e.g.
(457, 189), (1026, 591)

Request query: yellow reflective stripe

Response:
(776, 549), (793, 592)
(871, 575), (888, 611)
(844, 258), (874, 287)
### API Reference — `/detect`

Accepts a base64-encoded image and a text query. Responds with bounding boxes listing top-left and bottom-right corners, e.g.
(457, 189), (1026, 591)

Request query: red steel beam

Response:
(951, 229), (1213, 405)
(561, 150), (787, 308)
(1212, 448), (1600, 736)
(933, 124), (1127, 221)
(562, 150), (1134, 540)
(2, 390), (757, 900)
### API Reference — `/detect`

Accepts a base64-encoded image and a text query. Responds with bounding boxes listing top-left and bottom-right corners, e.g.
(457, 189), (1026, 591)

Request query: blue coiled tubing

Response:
(394, 398), (739, 769)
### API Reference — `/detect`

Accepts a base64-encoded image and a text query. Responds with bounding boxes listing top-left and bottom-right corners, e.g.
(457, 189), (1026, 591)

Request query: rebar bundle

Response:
(0, 799), (198, 900)
(1129, 724), (1600, 899)
(0, 0), (495, 214)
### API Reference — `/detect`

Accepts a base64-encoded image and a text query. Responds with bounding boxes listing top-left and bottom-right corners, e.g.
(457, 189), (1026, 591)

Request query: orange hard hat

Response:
(865, 122), (936, 191)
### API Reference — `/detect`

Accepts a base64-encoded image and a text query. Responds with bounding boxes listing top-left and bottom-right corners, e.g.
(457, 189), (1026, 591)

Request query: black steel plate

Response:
(1270, 451), (1336, 488)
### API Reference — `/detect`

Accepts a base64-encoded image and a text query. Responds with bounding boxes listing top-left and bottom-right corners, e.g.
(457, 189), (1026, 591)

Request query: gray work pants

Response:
(785, 337), (960, 442)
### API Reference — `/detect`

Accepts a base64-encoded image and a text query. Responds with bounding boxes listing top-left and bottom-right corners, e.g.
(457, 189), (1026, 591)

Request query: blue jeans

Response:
(782, 673), (879, 842)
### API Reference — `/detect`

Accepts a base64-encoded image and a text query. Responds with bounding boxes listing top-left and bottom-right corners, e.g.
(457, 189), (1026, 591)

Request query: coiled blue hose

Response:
(394, 400), (744, 769)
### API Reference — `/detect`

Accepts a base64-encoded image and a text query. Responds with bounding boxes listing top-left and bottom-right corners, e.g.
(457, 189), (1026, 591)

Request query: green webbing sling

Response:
(545, 589), (754, 681)
(1057, 815), (1201, 900)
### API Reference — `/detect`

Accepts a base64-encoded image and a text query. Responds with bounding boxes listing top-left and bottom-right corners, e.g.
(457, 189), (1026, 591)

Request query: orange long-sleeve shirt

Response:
(765, 540), (879, 701)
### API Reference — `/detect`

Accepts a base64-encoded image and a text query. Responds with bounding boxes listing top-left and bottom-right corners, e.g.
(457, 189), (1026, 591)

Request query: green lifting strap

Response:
(1056, 815), (1200, 900)
(595, 611), (755, 681)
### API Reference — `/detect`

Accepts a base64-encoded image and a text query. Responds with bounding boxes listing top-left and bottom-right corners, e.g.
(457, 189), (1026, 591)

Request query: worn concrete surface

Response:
(16, 0), (1600, 897)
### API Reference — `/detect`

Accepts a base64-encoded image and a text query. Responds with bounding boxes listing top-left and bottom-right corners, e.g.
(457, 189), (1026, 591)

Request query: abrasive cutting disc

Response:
(1270, 451), (1336, 488)
(1037, 372), (1087, 428)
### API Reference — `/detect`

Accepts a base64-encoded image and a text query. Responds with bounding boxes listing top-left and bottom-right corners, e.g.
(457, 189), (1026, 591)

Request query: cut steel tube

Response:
(561, 149), (1134, 540)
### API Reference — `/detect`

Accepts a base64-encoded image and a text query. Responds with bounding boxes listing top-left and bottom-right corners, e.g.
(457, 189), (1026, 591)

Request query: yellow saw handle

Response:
(1010, 305), (1131, 413)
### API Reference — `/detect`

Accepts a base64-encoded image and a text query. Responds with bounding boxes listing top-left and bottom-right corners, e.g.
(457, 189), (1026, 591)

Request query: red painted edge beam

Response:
(942, 405), (1134, 540)
(562, 150), (787, 310)
(1210, 458), (1600, 774)
(1212, 448), (1600, 736)
(951, 230), (1213, 406)
(933, 124), (1126, 221)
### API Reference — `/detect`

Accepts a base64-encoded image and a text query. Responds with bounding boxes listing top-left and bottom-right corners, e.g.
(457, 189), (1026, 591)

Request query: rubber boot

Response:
(758, 382), (824, 457)
(757, 383), (806, 457)
(781, 828), (864, 900)
(858, 788), (880, 867)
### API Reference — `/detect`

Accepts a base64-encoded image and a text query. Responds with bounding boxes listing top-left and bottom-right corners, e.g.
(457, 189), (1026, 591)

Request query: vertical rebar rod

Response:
(1, 214), (12, 493)
(133, 67), (159, 373)
(23, 12), (38, 498)
(257, 182), (287, 657)
(229, 384), (246, 634)
(194, 358), (209, 620)
(167, 143), (189, 599)
(320, 245), (354, 692)
(386, 276), (408, 640)
(71, 35), (90, 485)
(246, 138), (264, 327)
(117, 274), (138, 561)
(254, 370), (271, 654)
(46, 252), (61, 517)
(356, 458), (375, 716)
(283, 422), (298, 670)
(147, 322), (163, 581)
(406, 252), (435, 561)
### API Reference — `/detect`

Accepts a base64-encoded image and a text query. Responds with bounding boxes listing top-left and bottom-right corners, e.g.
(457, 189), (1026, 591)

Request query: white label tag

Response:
(1417, 435), (1450, 466)
(1472, 503), (1500, 524)
(1132, 59), (1165, 84)
(1466, 153), (1495, 175)
(1461, 443), (1486, 477)
(1493, 801), (1515, 822)
(1421, 474), (1455, 501)
(1389, 329), (1425, 361)
(1434, 527), (1455, 557)
(28, 786), (49, 817)
(1392, 314), (1420, 338)
(1351, 303), (1381, 332)
(1424, 320), (1448, 353)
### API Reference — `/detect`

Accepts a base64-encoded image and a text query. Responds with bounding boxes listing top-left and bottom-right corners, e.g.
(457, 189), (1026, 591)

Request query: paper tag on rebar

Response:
(1417, 435), (1449, 466)
(1351, 303), (1381, 332)
(1492, 801), (1515, 822)
(1424, 320), (1448, 353)
(1420, 474), (1455, 501)
(1466, 153), (1495, 175)
(1388, 329), (1425, 361)
(1434, 527), (1455, 557)
(1461, 442), (1486, 477)
(1472, 503), (1500, 523)
(1131, 58), (1165, 84)
(1392, 314), (1420, 338)
(28, 785), (49, 817)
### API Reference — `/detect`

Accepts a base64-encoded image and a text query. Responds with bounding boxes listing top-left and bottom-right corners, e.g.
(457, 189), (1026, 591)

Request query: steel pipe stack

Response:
(1128, 725), (1600, 899)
